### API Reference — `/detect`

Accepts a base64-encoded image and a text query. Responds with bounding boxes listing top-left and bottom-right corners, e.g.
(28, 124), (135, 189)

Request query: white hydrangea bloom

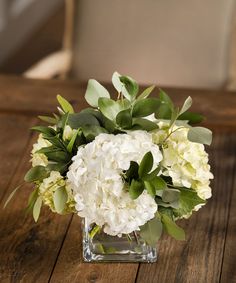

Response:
(67, 131), (162, 236)
(39, 171), (75, 213)
(152, 122), (214, 201)
(31, 134), (51, 167)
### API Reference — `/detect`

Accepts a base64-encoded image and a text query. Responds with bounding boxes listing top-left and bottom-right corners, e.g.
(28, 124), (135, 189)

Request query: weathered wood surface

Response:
(0, 75), (235, 283)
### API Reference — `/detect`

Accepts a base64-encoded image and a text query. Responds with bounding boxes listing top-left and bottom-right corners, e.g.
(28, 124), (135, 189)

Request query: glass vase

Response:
(82, 218), (157, 263)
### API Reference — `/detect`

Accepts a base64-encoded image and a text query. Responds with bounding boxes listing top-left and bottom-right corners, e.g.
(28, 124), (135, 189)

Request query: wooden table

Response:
(0, 75), (235, 283)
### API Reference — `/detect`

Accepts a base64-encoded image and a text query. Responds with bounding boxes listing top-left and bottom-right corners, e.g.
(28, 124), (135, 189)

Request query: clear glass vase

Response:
(82, 218), (157, 263)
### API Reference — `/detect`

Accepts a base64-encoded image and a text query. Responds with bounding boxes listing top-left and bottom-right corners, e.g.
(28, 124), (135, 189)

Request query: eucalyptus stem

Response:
(89, 224), (101, 239)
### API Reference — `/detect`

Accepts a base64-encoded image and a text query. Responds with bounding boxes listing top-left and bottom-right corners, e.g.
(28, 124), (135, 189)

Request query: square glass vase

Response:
(82, 219), (157, 263)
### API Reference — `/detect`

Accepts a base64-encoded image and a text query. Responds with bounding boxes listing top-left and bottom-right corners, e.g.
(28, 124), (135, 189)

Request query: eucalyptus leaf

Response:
(125, 161), (139, 181)
(24, 166), (49, 182)
(162, 189), (180, 203)
(144, 181), (156, 197)
(68, 112), (100, 129)
(173, 187), (205, 218)
(82, 125), (108, 142)
(120, 75), (139, 100)
(85, 79), (110, 107)
(161, 214), (185, 240)
(33, 196), (43, 222)
(132, 98), (160, 117)
(178, 111), (204, 124)
(151, 176), (167, 190)
(132, 118), (159, 131)
(98, 97), (122, 121)
(138, 151), (153, 178)
(129, 179), (144, 199)
(53, 186), (68, 214)
(179, 96), (192, 115)
(138, 85), (155, 100)
(25, 188), (39, 213)
(57, 95), (74, 113)
(66, 130), (78, 153)
(155, 103), (172, 119)
(159, 89), (174, 110)
(116, 109), (132, 129)
(31, 126), (56, 137)
(140, 216), (163, 247)
(188, 126), (212, 145)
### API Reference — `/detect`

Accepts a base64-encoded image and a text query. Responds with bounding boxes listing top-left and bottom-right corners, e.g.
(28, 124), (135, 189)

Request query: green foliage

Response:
(173, 188), (205, 218)
(137, 85), (155, 100)
(4, 183), (24, 208)
(132, 118), (159, 131)
(161, 213), (185, 240)
(138, 151), (153, 178)
(178, 111), (204, 124)
(53, 186), (68, 214)
(82, 125), (108, 142)
(116, 109), (132, 129)
(33, 196), (43, 222)
(187, 126), (212, 145)
(38, 115), (58, 124)
(57, 95), (74, 113)
(67, 113), (100, 129)
(119, 75), (139, 100)
(129, 179), (144, 199)
(24, 166), (49, 183)
(85, 79), (110, 107)
(132, 98), (160, 117)
(140, 215), (163, 247)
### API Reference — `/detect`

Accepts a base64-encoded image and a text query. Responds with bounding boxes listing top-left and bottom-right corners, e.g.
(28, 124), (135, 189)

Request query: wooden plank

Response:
(0, 132), (72, 283)
(49, 216), (139, 283)
(220, 135), (236, 283)
(0, 113), (34, 201)
(0, 75), (236, 130)
(135, 133), (235, 283)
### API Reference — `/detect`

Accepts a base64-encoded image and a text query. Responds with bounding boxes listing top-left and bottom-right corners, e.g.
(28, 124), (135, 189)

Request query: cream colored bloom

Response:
(63, 125), (77, 141)
(39, 171), (75, 214)
(31, 134), (51, 167)
(67, 131), (162, 235)
(152, 123), (214, 201)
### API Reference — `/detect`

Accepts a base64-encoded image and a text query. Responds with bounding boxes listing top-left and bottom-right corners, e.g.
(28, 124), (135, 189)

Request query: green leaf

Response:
(161, 214), (185, 240)
(68, 113), (100, 129)
(140, 216), (163, 247)
(98, 97), (122, 121)
(144, 181), (156, 197)
(162, 189), (180, 203)
(132, 118), (159, 131)
(138, 85), (155, 100)
(155, 103), (172, 119)
(129, 179), (144, 199)
(53, 186), (68, 214)
(143, 166), (161, 181)
(151, 176), (167, 190)
(38, 115), (57, 124)
(173, 188), (205, 218)
(46, 163), (68, 174)
(179, 96), (192, 116)
(57, 95), (74, 113)
(4, 183), (24, 208)
(116, 109), (132, 129)
(120, 75), (139, 100)
(25, 188), (39, 213)
(66, 130), (79, 153)
(85, 79), (110, 107)
(33, 196), (43, 222)
(159, 89), (174, 110)
(132, 98), (160, 117)
(178, 111), (204, 124)
(31, 126), (56, 137)
(138, 151), (153, 178)
(112, 71), (123, 92)
(187, 126), (212, 145)
(125, 161), (139, 181)
(24, 166), (49, 182)
(82, 125), (108, 142)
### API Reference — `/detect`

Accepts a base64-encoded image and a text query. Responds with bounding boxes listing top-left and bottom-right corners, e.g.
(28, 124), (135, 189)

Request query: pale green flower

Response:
(31, 134), (51, 167)
(39, 171), (75, 214)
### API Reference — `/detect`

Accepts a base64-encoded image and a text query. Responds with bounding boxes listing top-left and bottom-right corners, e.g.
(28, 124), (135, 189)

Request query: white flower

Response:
(152, 123), (214, 202)
(31, 134), (51, 167)
(63, 125), (77, 141)
(39, 171), (75, 213)
(67, 131), (162, 235)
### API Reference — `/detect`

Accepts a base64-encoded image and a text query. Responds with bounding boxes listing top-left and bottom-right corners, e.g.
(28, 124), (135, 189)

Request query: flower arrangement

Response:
(5, 72), (213, 262)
